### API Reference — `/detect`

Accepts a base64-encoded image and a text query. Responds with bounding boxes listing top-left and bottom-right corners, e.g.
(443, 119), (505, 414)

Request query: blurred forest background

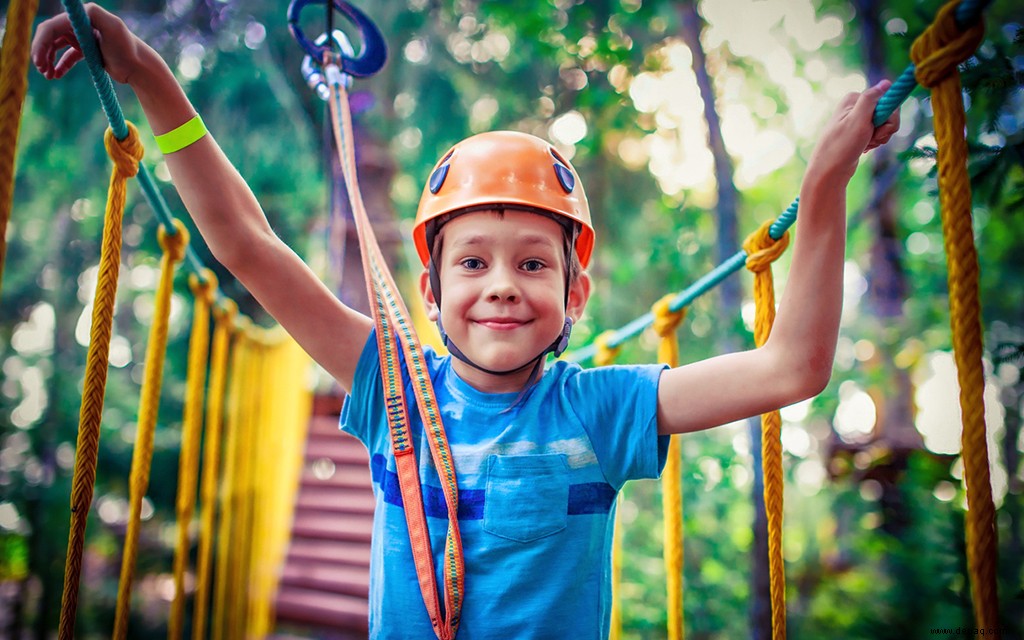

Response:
(1, 0), (1022, 637)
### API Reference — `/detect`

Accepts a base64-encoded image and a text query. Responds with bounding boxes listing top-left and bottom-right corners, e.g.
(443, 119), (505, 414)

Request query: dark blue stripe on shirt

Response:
(370, 454), (615, 520)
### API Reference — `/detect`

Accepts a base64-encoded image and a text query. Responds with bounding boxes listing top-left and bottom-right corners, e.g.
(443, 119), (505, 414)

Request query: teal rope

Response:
(870, 0), (991, 127)
(565, 211), (780, 364)
(60, 0), (126, 138)
(566, 0), (992, 365)
(61, 0), (215, 291)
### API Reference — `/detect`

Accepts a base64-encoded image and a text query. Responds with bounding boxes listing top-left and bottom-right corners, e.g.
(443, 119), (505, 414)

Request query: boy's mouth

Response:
(475, 318), (531, 331)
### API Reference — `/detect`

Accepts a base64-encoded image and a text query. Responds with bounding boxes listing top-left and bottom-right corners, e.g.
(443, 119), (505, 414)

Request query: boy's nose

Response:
(484, 268), (520, 302)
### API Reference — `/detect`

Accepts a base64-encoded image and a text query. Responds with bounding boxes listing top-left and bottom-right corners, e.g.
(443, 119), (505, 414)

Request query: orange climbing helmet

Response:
(412, 131), (595, 268)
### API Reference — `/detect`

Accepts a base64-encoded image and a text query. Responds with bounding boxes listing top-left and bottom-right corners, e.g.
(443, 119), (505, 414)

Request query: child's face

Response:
(419, 209), (590, 393)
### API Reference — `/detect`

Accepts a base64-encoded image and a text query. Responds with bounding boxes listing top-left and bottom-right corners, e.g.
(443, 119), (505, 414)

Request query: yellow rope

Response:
(59, 123), (144, 640)
(910, 1), (998, 628)
(249, 337), (275, 638)
(114, 219), (189, 639)
(247, 333), (312, 639)
(168, 270), (217, 640)
(742, 220), (791, 640)
(213, 319), (248, 640)
(193, 299), (235, 640)
(652, 294), (687, 640)
(0, 0), (39, 293)
(593, 330), (622, 368)
(233, 331), (264, 634)
(595, 333), (624, 639)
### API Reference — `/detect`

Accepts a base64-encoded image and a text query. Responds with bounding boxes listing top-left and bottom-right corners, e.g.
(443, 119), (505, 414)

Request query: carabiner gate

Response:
(288, 0), (387, 78)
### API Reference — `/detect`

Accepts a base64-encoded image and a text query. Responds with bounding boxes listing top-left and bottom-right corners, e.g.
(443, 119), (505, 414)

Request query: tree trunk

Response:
(1000, 378), (1022, 592)
(679, 3), (770, 638)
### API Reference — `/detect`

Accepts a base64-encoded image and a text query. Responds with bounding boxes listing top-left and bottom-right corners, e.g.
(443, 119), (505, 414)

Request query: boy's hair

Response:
(427, 208), (584, 285)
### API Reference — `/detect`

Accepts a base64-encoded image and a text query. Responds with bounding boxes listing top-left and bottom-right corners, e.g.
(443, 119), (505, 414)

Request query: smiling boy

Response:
(33, 4), (899, 638)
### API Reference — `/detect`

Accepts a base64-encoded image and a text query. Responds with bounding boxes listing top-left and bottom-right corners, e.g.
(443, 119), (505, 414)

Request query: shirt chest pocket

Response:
(483, 453), (569, 543)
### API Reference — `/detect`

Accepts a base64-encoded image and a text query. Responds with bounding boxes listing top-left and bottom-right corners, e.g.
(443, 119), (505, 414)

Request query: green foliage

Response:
(2, 0), (1022, 637)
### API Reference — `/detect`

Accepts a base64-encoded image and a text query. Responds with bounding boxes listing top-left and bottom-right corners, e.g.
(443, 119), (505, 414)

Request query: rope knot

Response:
(104, 122), (144, 178)
(593, 330), (621, 367)
(910, 0), (985, 89)
(158, 219), (189, 263)
(743, 220), (790, 274)
(213, 299), (238, 326)
(189, 268), (218, 305)
(651, 294), (686, 338)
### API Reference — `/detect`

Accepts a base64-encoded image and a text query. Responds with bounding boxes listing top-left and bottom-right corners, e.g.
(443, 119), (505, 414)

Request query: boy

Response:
(33, 4), (899, 637)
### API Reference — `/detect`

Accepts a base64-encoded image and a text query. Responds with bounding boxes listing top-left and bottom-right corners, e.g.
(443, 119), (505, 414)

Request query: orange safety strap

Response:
(325, 62), (463, 639)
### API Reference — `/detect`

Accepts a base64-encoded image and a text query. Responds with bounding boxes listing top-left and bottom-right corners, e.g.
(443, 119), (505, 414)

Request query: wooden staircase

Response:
(275, 399), (373, 636)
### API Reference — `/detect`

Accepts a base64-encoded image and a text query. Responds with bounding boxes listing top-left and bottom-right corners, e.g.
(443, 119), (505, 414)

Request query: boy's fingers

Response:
(864, 114), (900, 151)
(54, 48), (84, 78)
(32, 15), (77, 76)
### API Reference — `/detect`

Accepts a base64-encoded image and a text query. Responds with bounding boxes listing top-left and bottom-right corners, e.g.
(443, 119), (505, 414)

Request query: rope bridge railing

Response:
(21, 1), (318, 639)
(568, 0), (999, 638)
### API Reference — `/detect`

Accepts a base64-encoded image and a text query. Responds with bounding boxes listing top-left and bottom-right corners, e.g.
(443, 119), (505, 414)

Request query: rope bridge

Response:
(0, 0), (1001, 636)
(0, 0), (314, 638)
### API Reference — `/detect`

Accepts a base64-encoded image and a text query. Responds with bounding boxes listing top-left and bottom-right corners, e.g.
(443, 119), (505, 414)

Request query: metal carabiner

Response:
(301, 30), (355, 100)
(287, 0), (387, 78)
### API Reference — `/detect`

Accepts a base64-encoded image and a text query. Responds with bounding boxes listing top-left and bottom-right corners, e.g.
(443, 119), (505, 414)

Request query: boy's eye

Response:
(521, 259), (545, 272)
(460, 258), (485, 270)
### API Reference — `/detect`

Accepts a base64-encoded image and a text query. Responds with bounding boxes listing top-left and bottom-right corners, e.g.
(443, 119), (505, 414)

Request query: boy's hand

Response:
(809, 80), (901, 184)
(32, 3), (147, 85)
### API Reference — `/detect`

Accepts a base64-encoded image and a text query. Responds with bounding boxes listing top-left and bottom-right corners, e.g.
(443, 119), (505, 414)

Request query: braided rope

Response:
(742, 220), (791, 640)
(193, 300), (235, 640)
(245, 334), (311, 639)
(232, 333), (262, 636)
(113, 218), (188, 639)
(652, 294), (687, 640)
(213, 324), (248, 640)
(0, 0), (39, 293)
(910, 0), (998, 628)
(593, 330), (622, 368)
(58, 123), (143, 640)
(168, 270), (217, 640)
(593, 336), (626, 639)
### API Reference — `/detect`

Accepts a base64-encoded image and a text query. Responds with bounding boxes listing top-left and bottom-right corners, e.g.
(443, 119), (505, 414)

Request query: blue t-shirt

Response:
(340, 330), (669, 639)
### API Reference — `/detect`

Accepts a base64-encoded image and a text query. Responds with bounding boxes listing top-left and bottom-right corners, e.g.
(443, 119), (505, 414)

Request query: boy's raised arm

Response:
(33, 4), (372, 392)
(656, 81), (900, 435)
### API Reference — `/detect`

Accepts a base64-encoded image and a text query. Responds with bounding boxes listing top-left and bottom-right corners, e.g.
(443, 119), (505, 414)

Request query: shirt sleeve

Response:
(564, 363), (670, 489)
(339, 327), (383, 445)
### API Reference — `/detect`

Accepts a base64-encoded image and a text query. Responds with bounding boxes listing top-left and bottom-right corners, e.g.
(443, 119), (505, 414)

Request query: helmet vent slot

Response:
(429, 148), (456, 194)
(549, 147), (575, 193)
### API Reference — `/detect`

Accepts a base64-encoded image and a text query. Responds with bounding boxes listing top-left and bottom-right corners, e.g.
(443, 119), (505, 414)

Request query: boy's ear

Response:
(419, 269), (439, 321)
(566, 272), (591, 323)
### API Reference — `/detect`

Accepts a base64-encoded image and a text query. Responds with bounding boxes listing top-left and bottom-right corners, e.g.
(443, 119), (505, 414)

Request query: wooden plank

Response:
(286, 538), (371, 568)
(279, 563), (370, 598)
(275, 586), (368, 631)
(294, 489), (376, 515)
(291, 513), (374, 543)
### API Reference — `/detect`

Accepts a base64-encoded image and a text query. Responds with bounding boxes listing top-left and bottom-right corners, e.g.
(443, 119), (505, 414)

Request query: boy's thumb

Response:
(855, 79), (891, 117)
(868, 79), (892, 95)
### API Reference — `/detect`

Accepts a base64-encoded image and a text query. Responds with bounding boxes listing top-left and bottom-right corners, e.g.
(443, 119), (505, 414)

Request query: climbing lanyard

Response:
(290, 0), (464, 635)
(329, 70), (464, 640)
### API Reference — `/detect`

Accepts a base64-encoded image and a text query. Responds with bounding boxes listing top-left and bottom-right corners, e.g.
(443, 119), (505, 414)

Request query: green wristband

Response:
(155, 115), (207, 154)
